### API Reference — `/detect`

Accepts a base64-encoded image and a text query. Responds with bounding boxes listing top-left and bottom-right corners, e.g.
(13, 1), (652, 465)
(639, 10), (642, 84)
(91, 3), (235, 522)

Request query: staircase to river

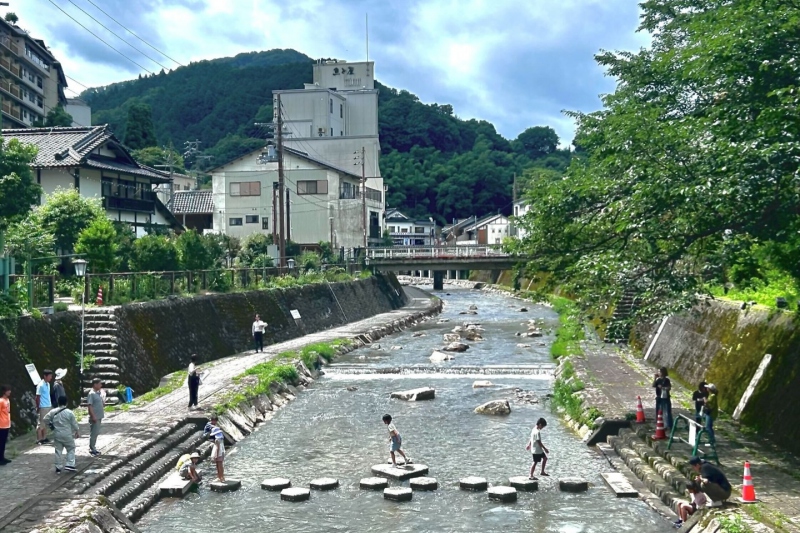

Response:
(81, 307), (122, 405)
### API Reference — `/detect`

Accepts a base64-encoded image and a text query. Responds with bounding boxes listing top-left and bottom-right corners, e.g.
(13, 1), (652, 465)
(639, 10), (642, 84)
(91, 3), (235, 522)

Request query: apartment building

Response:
(385, 208), (438, 246)
(0, 18), (67, 129)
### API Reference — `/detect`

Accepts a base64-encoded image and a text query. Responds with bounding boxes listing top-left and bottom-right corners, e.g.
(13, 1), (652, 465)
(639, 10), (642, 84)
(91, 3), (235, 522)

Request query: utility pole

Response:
(356, 146), (367, 249)
(277, 93), (286, 267)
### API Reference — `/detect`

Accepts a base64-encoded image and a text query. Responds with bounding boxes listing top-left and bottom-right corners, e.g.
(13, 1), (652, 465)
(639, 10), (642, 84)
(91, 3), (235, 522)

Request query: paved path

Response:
(0, 288), (436, 525)
(576, 334), (800, 531)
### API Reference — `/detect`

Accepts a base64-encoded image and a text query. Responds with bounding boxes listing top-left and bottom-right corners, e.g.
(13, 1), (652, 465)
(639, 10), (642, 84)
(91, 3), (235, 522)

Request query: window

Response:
(330, 98), (333, 113)
(229, 218), (243, 226)
(262, 218), (269, 230)
(414, 226), (425, 234)
(388, 226), (395, 233)
(246, 215), (259, 224)
(230, 181), (261, 196)
(297, 180), (328, 195)
(36, 76), (42, 89)
(330, 128), (333, 136)
(183, 185), (189, 190)
(37, 96), (42, 109)
(340, 103), (343, 118)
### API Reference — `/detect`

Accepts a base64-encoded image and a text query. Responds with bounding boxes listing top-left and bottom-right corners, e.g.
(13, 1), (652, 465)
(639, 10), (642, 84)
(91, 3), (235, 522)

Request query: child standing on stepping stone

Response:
(383, 414), (412, 468)
(208, 415), (226, 482)
(527, 418), (549, 479)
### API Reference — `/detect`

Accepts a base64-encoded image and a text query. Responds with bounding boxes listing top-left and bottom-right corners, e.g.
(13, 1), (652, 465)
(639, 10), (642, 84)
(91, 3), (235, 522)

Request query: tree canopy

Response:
(36, 188), (104, 253)
(37, 105), (73, 127)
(0, 138), (40, 231)
(514, 0), (800, 315)
(123, 102), (158, 150)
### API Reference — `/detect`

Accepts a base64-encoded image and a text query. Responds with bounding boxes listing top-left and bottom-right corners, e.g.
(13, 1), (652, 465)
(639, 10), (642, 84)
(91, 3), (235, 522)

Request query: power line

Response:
(46, 0), (153, 74)
(84, 0), (184, 67)
(65, 0), (172, 71)
(65, 75), (90, 90)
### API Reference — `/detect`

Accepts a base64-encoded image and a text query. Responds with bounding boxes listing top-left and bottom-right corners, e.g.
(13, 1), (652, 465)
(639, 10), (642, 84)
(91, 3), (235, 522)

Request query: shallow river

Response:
(139, 288), (673, 533)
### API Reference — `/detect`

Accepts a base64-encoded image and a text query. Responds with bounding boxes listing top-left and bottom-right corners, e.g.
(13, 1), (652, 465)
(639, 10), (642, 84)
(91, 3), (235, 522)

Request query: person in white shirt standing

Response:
(252, 314), (267, 352)
(527, 417), (550, 480)
(187, 354), (200, 410)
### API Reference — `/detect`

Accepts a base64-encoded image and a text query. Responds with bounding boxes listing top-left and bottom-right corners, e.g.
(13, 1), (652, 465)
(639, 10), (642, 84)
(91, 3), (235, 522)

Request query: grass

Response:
(708, 271), (800, 310)
(718, 514), (754, 533)
(549, 296), (585, 358)
(134, 370), (188, 404)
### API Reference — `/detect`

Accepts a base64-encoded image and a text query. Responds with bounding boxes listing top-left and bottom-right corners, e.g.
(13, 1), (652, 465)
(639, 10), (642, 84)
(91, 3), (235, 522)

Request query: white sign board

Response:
(290, 310), (301, 320)
(688, 423), (697, 446)
(25, 363), (41, 386)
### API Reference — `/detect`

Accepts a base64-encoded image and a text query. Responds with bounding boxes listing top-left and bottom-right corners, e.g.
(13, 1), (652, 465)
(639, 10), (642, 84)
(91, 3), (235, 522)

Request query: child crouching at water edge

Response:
(675, 480), (707, 528)
(383, 414), (412, 468)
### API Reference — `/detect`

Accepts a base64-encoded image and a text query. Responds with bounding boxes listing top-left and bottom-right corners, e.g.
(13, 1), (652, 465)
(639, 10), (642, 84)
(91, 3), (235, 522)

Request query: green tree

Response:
(37, 188), (104, 253)
(204, 233), (239, 267)
(4, 216), (55, 273)
(74, 217), (118, 273)
(239, 233), (274, 267)
(123, 102), (158, 150)
(0, 138), (40, 230)
(131, 145), (185, 172)
(112, 222), (136, 272)
(4, 12), (18, 24)
(513, 126), (559, 159)
(39, 106), (73, 127)
(176, 229), (213, 270)
(131, 234), (179, 271)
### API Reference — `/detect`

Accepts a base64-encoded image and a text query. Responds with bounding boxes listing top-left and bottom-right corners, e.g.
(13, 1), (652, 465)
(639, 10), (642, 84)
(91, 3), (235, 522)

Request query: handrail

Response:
(366, 245), (510, 260)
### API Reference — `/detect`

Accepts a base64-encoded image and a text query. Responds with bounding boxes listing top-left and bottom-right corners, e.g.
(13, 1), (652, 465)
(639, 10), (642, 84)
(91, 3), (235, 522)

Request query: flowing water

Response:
(139, 288), (673, 533)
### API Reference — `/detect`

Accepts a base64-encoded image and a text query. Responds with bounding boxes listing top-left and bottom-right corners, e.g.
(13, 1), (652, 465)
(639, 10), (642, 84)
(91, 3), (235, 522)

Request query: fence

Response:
(9, 274), (55, 308)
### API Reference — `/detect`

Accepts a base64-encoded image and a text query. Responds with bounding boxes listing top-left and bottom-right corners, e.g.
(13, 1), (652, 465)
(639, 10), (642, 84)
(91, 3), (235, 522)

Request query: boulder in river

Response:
(464, 330), (483, 341)
(443, 342), (469, 352)
(443, 333), (461, 343)
(525, 330), (543, 338)
(517, 343), (531, 349)
(390, 346), (403, 350)
(438, 318), (450, 323)
(452, 326), (464, 333)
(469, 304), (478, 311)
(412, 332), (427, 337)
(391, 387), (436, 401)
(474, 399), (512, 416)
(430, 350), (455, 362)
(520, 307), (529, 312)
(472, 380), (494, 388)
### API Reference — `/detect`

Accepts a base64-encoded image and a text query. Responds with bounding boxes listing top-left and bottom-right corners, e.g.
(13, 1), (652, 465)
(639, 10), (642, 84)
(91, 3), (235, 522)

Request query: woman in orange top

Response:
(0, 384), (11, 465)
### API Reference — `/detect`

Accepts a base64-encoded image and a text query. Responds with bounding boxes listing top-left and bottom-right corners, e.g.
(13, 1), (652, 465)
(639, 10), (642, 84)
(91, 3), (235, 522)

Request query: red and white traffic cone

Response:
(96, 286), (103, 306)
(652, 410), (667, 440)
(635, 396), (646, 424)
(738, 461), (758, 503)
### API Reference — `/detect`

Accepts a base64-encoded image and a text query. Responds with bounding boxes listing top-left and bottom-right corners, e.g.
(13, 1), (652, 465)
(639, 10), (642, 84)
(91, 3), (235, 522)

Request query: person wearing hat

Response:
(50, 369), (68, 408)
(179, 452), (202, 483)
(703, 384), (719, 445)
(689, 456), (731, 506)
(35, 369), (54, 445)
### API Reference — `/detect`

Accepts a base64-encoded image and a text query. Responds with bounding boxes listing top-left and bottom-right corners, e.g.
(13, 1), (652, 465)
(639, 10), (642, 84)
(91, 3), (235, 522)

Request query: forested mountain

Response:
(82, 49), (571, 222)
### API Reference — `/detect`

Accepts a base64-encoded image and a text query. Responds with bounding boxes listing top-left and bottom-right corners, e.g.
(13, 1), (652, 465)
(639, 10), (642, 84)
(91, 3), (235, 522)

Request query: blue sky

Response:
(16, 0), (648, 143)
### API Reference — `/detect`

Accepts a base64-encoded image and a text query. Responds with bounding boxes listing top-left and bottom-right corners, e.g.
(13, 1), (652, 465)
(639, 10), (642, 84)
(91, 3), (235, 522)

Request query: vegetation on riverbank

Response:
(548, 296), (584, 358)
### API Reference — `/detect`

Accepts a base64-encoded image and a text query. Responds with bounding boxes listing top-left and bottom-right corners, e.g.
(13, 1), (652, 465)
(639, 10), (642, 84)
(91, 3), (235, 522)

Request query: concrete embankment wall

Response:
(640, 300), (800, 455)
(1, 274), (406, 436)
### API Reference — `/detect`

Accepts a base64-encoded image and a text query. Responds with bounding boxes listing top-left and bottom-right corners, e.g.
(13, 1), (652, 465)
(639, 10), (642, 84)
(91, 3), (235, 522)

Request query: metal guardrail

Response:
(366, 245), (509, 260)
(9, 274), (54, 308)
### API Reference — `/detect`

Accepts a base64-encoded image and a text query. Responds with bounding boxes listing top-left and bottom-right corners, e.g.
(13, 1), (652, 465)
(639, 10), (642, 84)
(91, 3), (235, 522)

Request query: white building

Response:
(510, 200), (531, 239)
(2, 125), (182, 236)
(385, 209), (438, 246)
(65, 98), (91, 128)
(210, 146), (382, 249)
(456, 214), (510, 245)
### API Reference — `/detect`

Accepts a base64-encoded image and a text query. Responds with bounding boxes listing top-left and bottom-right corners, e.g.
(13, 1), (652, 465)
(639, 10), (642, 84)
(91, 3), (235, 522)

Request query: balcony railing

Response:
(0, 78), (21, 100)
(2, 100), (21, 120)
(0, 36), (18, 56)
(103, 196), (156, 213)
(338, 183), (383, 204)
(0, 56), (21, 79)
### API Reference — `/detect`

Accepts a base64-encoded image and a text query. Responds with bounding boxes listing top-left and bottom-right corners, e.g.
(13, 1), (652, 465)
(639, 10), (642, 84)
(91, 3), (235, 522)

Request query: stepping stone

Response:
(472, 380), (494, 388)
(409, 477), (438, 491)
(391, 387), (435, 401)
(372, 463), (429, 481)
(309, 477), (340, 490)
(281, 487), (310, 502)
(459, 476), (488, 491)
(558, 477), (589, 493)
(600, 473), (638, 498)
(210, 479), (241, 493)
(508, 476), (539, 492)
(488, 486), (517, 502)
(360, 477), (389, 490)
(384, 487), (413, 502)
(159, 472), (194, 497)
(261, 478), (291, 491)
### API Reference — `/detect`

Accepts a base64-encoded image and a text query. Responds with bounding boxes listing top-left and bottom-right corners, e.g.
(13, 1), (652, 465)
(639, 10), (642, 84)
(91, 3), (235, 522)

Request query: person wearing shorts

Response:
(36, 370), (53, 445)
(383, 414), (412, 468)
(208, 415), (226, 482)
(528, 417), (549, 479)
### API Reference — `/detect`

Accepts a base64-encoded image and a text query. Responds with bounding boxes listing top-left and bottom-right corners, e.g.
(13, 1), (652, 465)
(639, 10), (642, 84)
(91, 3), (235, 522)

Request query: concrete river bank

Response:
(139, 287), (673, 533)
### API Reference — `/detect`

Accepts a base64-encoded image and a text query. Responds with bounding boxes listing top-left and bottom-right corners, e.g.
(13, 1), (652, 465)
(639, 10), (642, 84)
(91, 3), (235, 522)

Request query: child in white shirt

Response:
(675, 481), (707, 527)
(382, 414), (412, 468)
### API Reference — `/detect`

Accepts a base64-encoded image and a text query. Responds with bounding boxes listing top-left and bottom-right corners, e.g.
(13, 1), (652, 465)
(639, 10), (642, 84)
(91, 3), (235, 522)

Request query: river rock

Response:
(443, 333), (461, 343)
(391, 387), (436, 401)
(409, 477), (438, 491)
(430, 350), (455, 362)
(459, 476), (488, 491)
(472, 380), (494, 388)
(525, 330), (543, 337)
(559, 477), (590, 492)
(210, 479), (241, 492)
(443, 342), (469, 352)
(346, 386), (358, 392)
(261, 478), (291, 491)
(412, 332), (427, 337)
(520, 307), (529, 312)
(384, 487), (413, 501)
(474, 399), (511, 415)
(360, 477), (389, 490)
(280, 487), (310, 501)
(488, 486), (517, 502)
(517, 343), (531, 348)
(464, 330), (484, 341)
(438, 318), (450, 323)
(469, 304), (478, 310)
(309, 477), (340, 490)
(391, 346), (403, 350)
(509, 476), (539, 491)
(452, 326), (464, 333)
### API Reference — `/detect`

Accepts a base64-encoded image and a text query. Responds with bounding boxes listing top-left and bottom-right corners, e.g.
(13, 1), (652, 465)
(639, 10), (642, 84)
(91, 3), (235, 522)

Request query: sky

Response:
(14, 0), (648, 143)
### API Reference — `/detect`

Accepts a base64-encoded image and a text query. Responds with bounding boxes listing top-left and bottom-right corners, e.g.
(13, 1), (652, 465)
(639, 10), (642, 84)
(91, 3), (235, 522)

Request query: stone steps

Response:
(85, 326), (118, 335)
(82, 371), (120, 381)
(86, 347), (119, 356)
(92, 355), (120, 365)
(85, 334), (117, 343)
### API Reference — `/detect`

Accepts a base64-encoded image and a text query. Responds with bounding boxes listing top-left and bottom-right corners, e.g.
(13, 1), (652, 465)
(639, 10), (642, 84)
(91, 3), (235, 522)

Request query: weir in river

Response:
(139, 287), (673, 533)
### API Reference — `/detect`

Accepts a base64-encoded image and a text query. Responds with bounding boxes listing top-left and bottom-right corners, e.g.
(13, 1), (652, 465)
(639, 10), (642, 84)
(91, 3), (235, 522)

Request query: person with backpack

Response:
(50, 368), (67, 407)
(44, 396), (80, 474)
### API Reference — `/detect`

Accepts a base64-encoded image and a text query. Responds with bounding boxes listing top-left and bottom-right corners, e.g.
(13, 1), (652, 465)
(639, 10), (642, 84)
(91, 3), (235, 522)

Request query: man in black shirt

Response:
(692, 382), (708, 424)
(689, 456), (731, 505)
(653, 367), (673, 430)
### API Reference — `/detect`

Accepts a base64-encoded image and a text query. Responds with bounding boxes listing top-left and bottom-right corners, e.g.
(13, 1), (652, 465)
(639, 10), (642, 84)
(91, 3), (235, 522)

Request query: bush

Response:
(53, 302), (69, 312)
(298, 251), (321, 271)
(549, 296), (584, 358)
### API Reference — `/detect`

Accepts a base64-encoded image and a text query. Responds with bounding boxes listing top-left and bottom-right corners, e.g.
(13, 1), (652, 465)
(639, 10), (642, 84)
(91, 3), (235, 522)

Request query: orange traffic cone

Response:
(738, 461), (758, 503)
(96, 286), (103, 306)
(635, 396), (646, 424)
(652, 410), (667, 440)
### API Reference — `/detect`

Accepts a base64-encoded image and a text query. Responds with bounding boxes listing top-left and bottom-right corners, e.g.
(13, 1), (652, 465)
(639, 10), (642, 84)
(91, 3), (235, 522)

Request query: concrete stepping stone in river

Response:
(372, 463), (429, 481)
(409, 477), (438, 491)
(210, 479), (242, 493)
(281, 487), (311, 502)
(309, 477), (340, 490)
(384, 487), (413, 502)
(261, 478), (291, 491)
(558, 477), (589, 493)
(508, 476), (539, 491)
(459, 476), (488, 491)
(488, 486), (517, 502)
(360, 477), (389, 490)
(600, 472), (638, 498)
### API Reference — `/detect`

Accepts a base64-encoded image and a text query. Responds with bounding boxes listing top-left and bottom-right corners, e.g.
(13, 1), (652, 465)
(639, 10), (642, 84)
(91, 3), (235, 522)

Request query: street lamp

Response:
(287, 257), (296, 270)
(73, 259), (88, 377)
(364, 256), (372, 275)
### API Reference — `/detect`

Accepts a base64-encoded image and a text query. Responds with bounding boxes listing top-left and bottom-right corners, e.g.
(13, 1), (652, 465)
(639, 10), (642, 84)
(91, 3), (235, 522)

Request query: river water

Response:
(139, 288), (673, 533)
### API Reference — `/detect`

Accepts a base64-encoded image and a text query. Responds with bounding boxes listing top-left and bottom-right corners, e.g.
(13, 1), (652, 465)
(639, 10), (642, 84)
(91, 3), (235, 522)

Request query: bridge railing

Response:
(367, 245), (508, 260)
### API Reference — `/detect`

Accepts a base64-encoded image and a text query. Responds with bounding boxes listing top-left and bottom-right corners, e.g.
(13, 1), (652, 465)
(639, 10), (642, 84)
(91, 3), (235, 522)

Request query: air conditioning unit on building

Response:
(318, 128), (325, 137)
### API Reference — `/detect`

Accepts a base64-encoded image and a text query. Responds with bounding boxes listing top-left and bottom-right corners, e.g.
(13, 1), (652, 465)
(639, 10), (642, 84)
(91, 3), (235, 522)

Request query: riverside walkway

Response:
(0, 287), (438, 529)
